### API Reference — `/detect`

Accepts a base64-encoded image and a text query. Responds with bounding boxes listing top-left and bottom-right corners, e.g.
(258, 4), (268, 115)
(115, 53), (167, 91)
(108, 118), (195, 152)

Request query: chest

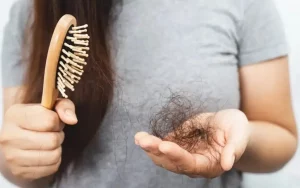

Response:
(58, 1), (244, 187)
(110, 0), (242, 113)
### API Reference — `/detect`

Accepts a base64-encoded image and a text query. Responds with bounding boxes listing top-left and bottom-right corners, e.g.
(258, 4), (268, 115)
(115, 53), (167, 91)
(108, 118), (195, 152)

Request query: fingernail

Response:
(65, 109), (77, 120)
(135, 139), (140, 146)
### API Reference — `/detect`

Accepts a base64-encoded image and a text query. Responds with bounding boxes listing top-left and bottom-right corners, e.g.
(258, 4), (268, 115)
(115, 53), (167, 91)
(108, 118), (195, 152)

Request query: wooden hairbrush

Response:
(41, 14), (90, 109)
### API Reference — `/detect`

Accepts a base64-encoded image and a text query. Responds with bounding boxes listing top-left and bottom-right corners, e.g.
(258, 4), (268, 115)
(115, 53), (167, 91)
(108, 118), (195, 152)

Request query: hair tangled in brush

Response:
(150, 93), (216, 153)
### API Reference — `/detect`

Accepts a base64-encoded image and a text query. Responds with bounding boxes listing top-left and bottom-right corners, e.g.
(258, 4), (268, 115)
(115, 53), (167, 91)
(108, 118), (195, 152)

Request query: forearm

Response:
(234, 120), (297, 173)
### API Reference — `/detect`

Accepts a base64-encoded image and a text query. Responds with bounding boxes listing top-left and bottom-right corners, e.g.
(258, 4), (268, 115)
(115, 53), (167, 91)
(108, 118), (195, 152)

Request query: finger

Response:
(6, 104), (62, 132)
(220, 127), (244, 171)
(22, 131), (64, 150)
(134, 132), (149, 145)
(14, 158), (61, 180)
(219, 111), (249, 171)
(5, 147), (61, 167)
(221, 143), (235, 171)
(146, 152), (179, 173)
(159, 141), (196, 174)
(55, 99), (78, 125)
(2, 129), (64, 150)
(136, 133), (163, 155)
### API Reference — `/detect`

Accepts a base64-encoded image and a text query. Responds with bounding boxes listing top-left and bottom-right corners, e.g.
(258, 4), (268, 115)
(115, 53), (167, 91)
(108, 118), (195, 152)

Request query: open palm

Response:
(135, 109), (250, 178)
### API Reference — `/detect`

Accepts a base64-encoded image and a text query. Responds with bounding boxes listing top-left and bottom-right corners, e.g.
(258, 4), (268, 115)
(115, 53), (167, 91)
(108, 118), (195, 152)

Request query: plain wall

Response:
(0, 0), (299, 187)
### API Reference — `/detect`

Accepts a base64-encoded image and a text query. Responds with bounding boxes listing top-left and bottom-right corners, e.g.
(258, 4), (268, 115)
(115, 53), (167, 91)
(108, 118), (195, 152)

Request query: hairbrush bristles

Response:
(57, 24), (90, 98)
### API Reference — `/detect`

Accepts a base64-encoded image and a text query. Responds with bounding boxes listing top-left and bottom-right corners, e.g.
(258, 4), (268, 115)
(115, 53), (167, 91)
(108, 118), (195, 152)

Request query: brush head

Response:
(41, 15), (90, 109)
(57, 24), (90, 98)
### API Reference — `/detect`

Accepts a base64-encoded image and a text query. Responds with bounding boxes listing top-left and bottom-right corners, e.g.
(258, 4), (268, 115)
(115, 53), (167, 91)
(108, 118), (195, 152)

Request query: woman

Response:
(0, 0), (297, 187)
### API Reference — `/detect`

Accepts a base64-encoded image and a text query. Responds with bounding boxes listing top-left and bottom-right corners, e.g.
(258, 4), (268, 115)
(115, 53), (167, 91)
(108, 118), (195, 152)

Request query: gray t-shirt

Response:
(1, 0), (288, 188)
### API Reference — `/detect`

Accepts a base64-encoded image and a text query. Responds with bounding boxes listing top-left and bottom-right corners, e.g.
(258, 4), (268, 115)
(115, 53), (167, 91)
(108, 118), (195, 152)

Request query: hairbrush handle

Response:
(41, 15), (77, 109)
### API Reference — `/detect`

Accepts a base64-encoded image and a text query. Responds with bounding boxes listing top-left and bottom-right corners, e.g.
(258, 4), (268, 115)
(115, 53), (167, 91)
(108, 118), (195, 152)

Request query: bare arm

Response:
(234, 56), (298, 172)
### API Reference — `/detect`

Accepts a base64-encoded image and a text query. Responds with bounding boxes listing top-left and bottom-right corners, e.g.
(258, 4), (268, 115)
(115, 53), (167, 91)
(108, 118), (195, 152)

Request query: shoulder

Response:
(239, 0), (279, 18)
(8, 0), (32, 28)
(236, 0), (288, 66)
(2, 0), (33, 52)
(3, 0), (32, 40)
(11, 0), (32, 12)
(240, 0), (277, 10)
(1, 0), (33, 87)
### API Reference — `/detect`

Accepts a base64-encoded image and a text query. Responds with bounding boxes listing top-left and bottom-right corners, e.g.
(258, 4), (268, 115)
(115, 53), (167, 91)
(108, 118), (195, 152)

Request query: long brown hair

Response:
(22, 0), (116, 180)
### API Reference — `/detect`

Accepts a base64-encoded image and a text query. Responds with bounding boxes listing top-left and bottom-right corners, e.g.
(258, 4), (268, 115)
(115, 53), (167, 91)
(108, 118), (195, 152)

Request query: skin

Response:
(0, 56), (297, 185)
(0, 90), (78, 187)
(135, 56), (298, 177)
(136, 109), (250, 178)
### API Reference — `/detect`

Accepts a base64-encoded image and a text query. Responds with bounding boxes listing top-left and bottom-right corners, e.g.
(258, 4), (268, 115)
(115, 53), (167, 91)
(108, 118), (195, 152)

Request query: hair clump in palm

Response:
(150, 93), (215, 153)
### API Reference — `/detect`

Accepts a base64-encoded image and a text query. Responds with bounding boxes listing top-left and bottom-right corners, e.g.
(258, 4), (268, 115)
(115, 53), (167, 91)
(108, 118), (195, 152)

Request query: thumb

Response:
(220, 124), (250, 171)
(220, 127), (250, 171)
(217, 110), (250, 171)
(55, 99), (78, 125)
(221, 143), (236, 171)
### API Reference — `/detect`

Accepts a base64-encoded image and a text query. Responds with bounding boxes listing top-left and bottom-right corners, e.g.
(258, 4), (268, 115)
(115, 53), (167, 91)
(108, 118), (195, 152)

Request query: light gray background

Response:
(0, 0), (299, 187)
